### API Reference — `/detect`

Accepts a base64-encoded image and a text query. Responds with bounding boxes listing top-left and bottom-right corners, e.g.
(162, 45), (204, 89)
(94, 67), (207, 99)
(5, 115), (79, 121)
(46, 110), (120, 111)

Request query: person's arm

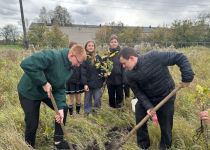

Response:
(53, 84), (66, 124)
(52, 84), (67, 110)
(128, 77), (154, 112)
(156, 51), (194, 84)
(20, 50), (54, 86)
(80, 60), (89, 91)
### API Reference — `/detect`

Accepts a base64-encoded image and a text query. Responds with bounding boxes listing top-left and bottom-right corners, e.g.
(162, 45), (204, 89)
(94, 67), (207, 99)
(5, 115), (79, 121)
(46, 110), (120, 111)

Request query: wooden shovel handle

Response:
(114, 84), (183, 149)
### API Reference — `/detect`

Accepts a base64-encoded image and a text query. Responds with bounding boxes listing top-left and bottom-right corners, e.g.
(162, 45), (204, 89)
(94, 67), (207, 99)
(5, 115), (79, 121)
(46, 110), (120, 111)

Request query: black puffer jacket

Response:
(81, 54), (105, 89)
(126, 50), (194, 110)
(103, 46), (126, 85)
(66, 66), (81, 84)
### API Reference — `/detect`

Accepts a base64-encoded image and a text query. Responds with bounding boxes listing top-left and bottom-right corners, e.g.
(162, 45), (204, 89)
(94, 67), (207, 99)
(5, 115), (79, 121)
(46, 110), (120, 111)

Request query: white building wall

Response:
(59, 26), (100, 46)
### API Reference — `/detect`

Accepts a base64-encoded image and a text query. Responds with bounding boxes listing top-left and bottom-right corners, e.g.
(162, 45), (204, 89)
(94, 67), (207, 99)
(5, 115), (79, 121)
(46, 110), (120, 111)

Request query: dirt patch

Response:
(84, 140), (100, 150)
(104, 126), (133, 149)
(84, 126), (133, 150)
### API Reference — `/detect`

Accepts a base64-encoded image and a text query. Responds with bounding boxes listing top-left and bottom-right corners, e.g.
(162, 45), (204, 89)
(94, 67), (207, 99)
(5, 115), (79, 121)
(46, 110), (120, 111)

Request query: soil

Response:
(84, 126), (133, 150)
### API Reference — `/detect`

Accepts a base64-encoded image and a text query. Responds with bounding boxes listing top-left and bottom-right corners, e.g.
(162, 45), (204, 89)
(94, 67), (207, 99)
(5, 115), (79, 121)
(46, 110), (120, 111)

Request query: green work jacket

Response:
(17, 48), (73, 109)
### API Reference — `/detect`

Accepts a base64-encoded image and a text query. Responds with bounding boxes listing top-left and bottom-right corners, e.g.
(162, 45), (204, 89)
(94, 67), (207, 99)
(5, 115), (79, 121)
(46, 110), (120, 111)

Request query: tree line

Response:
(0, 5), (73, 45)
(94, 11), (210, 48)
(0, 5), (210, 48)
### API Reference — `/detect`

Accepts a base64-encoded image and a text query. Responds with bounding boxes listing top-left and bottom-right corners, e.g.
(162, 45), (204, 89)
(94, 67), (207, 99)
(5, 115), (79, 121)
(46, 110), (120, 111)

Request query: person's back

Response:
(18, 48), (73, 108)
(125, 50), (177, 105)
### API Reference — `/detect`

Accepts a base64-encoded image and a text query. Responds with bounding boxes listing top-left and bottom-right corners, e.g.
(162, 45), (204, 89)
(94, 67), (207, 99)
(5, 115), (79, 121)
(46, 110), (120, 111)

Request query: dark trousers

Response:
(135, 101), (174, 149)
(123, 84), (130, 98)
(18, 93), (68, 148)
(108, 84), (124, 108)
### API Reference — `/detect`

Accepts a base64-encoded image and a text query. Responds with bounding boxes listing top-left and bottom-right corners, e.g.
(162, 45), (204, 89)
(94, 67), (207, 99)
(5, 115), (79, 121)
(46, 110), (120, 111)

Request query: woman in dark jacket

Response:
(103, 34), (126, 108)
(66, 42), (84, 115)
(81, 41), (105, 116)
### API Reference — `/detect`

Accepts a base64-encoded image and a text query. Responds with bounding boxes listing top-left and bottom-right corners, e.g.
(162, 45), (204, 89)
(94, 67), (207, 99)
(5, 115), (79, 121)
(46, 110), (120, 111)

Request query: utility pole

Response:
(19, 0), (28, 50)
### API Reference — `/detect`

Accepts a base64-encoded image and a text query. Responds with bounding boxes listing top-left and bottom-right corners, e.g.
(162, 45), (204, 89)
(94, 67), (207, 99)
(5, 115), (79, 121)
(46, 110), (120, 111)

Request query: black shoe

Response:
(54, 140), (77, 149)
(138, 144), (149, 150)
(68, 105), (73, 116)
(76, 103), (81, 114)
(116, 102), (123, 108)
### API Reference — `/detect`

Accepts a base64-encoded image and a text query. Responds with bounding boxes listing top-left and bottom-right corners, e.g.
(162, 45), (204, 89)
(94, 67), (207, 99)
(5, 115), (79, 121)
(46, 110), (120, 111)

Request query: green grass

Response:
(0, 45), (23, 49)
(1, 46), (210, 150)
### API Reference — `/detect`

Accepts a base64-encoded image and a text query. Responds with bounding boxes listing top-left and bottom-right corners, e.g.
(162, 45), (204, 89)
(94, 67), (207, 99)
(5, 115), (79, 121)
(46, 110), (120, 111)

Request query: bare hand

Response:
(104, 73), (108, 78)
(42, 82), (52, 98)
(147, 108), (156, 117)
(200, 111), (210, 123)
(84, 85), (89, 91)
(55, 109), (64, 124)
(179, 81), (191, 88)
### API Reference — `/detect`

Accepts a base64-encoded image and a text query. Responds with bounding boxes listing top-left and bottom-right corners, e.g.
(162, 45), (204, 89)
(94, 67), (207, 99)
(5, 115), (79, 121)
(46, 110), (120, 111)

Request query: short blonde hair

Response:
(69, 45), (86, 61)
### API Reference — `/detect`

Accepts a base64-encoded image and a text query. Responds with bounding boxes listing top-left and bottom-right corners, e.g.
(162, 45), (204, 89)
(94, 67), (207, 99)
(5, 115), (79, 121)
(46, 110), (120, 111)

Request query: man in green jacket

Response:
(17, 45), (86, 149)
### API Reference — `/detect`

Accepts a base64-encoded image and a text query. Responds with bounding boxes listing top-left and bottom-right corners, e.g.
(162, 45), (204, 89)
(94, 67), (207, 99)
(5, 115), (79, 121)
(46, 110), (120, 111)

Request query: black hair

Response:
(118, 47), (138, 60)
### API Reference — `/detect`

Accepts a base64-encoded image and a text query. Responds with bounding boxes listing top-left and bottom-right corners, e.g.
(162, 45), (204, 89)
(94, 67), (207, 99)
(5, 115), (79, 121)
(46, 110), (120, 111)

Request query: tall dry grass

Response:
(0, 45), (210, 150)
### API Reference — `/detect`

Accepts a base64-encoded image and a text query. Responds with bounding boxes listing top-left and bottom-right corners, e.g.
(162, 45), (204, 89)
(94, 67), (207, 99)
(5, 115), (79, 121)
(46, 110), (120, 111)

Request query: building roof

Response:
(29, 22), (157, 33)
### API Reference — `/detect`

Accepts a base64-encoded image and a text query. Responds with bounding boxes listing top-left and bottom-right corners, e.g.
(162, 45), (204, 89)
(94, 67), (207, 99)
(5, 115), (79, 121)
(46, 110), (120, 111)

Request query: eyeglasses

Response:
(74, 55), (82, 64)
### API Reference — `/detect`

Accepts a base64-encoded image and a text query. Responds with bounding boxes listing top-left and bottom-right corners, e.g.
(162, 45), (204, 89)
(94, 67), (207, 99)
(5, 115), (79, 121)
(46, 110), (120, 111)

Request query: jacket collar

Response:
(133, 55), (141, 70)
(109, 46), (121, 53)
(60, 48), (73, 70)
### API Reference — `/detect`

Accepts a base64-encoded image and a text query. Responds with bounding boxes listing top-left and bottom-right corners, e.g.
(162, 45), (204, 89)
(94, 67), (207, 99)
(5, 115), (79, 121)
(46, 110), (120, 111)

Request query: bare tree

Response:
(0, 25), (12, 42)
(52, 5), (74, 26)
(0, 24), (19, 43)
(33, 6), (74, 26)
(47, 9), (54, 23)
(18, 18), (31, 31)
(195, 11), (210, 26)
(9, 25), (19, 43)
(39, 6), (48, 23)
(33, 7), (53, 24)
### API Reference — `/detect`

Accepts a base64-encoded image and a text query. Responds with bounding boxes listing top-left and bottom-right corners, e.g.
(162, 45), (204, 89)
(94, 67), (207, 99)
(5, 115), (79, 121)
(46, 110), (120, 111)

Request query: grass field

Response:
(0, 45), (210, 150)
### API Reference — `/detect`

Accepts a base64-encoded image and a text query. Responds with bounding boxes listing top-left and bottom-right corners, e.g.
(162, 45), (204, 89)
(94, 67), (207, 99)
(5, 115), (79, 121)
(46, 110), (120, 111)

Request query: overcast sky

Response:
(1, 0), (210, 30)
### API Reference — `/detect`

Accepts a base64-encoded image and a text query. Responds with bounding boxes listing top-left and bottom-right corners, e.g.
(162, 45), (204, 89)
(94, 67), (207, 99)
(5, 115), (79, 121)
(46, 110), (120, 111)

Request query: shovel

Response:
(108, 84), (183, 150)
(31, 45), (74, 150)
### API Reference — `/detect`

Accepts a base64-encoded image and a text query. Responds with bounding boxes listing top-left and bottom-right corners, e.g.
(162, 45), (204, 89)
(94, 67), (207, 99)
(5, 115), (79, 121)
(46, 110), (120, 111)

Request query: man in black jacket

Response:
(118, 47), (194, 150)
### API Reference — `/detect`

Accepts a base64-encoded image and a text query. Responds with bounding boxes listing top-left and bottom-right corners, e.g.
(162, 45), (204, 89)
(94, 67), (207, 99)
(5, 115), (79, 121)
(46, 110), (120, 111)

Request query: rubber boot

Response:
(76, 103), (81, 114)
(68, 105), (73, 116)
